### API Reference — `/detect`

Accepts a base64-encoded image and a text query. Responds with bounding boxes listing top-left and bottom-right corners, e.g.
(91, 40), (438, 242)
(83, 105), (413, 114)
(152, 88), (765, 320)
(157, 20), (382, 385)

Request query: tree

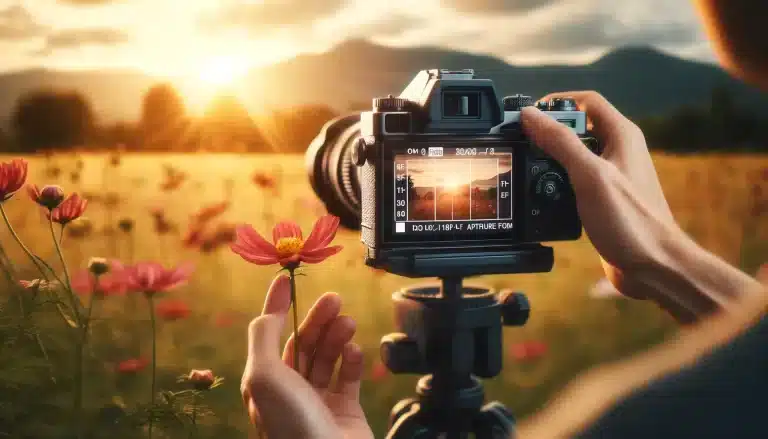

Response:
(11, 89), (96, 151)
(202, 94), (266, 152)
(262, 104), (339, 153)
(408, 175), (417, 201)
(139, 83), (187, 150)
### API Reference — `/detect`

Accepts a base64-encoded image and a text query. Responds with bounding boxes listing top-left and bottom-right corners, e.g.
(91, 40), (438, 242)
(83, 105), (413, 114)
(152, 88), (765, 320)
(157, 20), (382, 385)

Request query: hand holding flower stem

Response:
(230, 215), (343, 376)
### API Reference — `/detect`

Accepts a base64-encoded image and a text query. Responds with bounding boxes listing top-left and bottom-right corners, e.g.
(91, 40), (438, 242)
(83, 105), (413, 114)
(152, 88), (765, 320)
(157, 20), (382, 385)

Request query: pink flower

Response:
(71, 264), (127, 297)
(116, 358), (148, 374)
(0, 159), (28, 201)
(155, 299), (191, 321)
(509, 340), (548, 362)
(190, 201), (229, 225)
(371, 361), (389, 382)
(47, 193), (88, 225)
(27, 184), (65, 210)
(231, 215), (343, 269)
(188, 369), (215, 390)
(120, 261), (194, 295)
(252, 172), (276, 190)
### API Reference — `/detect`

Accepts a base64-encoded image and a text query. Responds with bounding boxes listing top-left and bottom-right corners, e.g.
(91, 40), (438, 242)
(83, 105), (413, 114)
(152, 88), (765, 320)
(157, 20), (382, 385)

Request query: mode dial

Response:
(534, 172), (566, 202)
(502, 94), (534, 111)
(373, 94), (408, 111)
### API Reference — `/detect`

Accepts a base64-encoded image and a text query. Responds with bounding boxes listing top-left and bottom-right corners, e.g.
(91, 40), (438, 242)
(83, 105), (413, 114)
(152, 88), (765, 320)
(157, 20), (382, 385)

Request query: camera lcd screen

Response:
(392, 146), (513, 238)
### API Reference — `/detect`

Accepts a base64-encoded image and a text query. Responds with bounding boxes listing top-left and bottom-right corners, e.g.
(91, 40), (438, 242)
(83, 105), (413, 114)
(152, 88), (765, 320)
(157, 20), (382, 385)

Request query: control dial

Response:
(534, 171), (565, 202)
(373, 94), (408, 111)
(502, 94), (534, 111)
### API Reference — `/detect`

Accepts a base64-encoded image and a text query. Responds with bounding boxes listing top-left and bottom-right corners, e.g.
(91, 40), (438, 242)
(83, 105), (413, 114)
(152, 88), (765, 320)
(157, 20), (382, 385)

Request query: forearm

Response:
(623, 232), (765, 324)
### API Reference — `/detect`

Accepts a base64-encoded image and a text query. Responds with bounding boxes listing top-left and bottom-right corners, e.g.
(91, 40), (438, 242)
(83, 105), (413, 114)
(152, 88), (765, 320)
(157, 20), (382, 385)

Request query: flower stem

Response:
(190, 392), (198, 439)
(147, 293), (157, 439)
(49, 218), (81, 326)
(288, 268), (299, 373)
(74, 277), (98, 439)
(0, 204), (47, 278)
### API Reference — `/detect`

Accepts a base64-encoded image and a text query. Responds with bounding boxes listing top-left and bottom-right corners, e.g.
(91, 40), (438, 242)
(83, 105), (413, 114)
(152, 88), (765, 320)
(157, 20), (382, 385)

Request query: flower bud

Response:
(88, 257), (110, 276)
(188, 369), (215, 390)
(28, 184), (65, 210)
(117, 218), (134, 233)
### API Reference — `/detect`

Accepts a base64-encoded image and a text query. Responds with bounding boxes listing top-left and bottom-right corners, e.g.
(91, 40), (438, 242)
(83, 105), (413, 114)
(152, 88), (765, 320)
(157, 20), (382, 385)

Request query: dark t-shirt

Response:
(576, 315), (768, 439)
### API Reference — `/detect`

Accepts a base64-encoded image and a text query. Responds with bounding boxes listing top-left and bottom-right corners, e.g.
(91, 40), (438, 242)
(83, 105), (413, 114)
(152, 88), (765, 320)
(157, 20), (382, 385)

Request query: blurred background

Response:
(0, 0), (766, 438)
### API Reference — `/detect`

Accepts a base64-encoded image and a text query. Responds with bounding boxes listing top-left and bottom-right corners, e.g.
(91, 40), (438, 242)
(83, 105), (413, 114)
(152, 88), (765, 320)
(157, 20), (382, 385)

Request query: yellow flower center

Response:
(275, 237), (304, 257)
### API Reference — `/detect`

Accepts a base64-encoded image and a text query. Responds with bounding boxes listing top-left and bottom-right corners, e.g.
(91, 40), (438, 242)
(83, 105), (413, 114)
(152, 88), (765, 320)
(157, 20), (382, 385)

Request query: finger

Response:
(536, 91), (636, 141)
(309, 315), (356, 390)
(520, 106), (599, 173)
(331, 342), (364, 398)
(247, 275), (291, 362)
(282, 292), (342, 374)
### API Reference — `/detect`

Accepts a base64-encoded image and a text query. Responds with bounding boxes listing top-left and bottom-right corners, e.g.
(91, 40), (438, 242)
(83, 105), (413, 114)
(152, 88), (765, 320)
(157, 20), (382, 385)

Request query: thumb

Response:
(521, 106), (597, 172)
(247, 274), (292, 361)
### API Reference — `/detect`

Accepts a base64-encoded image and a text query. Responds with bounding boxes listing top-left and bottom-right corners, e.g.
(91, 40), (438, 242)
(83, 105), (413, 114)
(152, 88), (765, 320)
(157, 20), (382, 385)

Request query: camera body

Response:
(351, 69), (599, 276)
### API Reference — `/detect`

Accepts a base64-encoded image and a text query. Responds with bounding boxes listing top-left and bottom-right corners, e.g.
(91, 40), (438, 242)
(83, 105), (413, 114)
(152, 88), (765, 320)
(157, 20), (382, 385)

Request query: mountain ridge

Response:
(0, 39), (766, 128)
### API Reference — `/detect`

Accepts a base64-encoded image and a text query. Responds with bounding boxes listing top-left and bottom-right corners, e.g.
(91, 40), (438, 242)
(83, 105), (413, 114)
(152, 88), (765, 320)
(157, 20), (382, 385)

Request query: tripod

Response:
(380, 276), (531, 439)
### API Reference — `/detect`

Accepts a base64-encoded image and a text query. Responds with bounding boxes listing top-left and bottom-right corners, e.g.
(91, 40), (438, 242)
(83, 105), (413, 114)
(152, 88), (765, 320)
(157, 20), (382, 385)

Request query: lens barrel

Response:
(305, 114), (363, 230)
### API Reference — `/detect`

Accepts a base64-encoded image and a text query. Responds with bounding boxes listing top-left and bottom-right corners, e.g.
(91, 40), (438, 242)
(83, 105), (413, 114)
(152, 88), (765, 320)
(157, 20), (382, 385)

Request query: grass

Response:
(0, 151), (765, 438)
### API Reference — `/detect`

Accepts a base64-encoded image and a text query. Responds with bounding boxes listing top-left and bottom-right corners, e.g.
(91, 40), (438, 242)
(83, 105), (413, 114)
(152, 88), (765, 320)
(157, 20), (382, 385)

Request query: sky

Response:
(407, 158), (511, 189)
(0, 0), (717, 84)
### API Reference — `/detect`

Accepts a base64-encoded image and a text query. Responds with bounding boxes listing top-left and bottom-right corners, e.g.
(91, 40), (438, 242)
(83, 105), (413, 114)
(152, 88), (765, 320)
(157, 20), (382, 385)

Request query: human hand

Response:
(520, 92), (724, 321)
(241, 275), (373, 439)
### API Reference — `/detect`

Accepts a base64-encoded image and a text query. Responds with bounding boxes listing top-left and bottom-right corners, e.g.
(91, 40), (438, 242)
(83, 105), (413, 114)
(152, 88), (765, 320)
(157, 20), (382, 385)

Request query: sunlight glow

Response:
(198, 56), (252, 86)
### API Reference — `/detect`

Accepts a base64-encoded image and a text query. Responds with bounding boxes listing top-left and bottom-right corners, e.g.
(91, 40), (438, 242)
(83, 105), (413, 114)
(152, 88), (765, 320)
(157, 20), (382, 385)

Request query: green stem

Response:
(288, 268), (299, 374)
(190, 392), (198, 439)
(74, 277), (98, 439)
(0, 204), (47, 278)
(148, 293), (157, 439)
(49, 218), (81, 326)
(0, 234), (54, 382)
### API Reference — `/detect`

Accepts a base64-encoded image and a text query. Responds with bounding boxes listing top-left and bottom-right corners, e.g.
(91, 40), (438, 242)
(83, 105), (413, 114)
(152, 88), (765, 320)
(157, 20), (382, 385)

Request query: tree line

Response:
(0, 84), (766, 154)
(0, 83), (341, 154)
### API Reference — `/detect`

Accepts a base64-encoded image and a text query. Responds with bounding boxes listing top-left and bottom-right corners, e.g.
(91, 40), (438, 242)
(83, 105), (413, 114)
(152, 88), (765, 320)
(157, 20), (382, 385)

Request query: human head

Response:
(693, 0), (768, 90)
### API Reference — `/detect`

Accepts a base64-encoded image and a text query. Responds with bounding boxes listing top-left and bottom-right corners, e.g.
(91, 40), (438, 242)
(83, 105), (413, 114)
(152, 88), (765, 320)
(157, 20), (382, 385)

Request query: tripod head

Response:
(379, 245), (551, 439)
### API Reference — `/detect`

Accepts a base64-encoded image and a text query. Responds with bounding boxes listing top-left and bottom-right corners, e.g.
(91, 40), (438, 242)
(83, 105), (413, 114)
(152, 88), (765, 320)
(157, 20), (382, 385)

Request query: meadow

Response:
(0, 151), (766, 439)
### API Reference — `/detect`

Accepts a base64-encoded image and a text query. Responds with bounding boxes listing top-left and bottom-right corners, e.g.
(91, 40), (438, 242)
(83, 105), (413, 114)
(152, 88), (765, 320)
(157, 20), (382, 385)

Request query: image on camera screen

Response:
(393, 147), (513, 235)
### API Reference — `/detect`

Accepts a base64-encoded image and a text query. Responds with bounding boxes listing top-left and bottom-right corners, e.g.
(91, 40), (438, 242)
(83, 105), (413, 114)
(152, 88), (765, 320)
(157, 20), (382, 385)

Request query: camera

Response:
(306, 69), (600, 278)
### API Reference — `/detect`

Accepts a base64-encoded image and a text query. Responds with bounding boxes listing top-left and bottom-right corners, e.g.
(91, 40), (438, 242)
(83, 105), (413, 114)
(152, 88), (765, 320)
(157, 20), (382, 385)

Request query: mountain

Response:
(0, 39), (767, 128)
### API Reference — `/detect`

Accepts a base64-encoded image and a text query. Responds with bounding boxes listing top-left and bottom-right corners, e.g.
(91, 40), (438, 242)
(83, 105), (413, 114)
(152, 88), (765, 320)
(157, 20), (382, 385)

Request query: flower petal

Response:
(300, 245), (343, 264)
(162, 262), (194, 291)
(231, 243), (280, 265)
(272, 221), (303, 243)
(235, 225), (278, 258)
(302, 215), (340, 251)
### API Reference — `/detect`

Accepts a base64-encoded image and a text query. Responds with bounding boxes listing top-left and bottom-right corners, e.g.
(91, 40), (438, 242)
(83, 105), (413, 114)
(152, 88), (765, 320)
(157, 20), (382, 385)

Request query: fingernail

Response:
(520, 106), (538, 117)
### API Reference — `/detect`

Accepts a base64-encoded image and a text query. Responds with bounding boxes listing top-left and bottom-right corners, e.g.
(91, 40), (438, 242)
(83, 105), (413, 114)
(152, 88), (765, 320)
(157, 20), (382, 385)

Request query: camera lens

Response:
(305, 114), (362, 230)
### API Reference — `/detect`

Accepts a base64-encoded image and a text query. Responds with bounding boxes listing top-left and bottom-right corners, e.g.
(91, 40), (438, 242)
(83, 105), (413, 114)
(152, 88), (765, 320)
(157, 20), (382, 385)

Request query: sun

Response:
(197, 55), (251, 87)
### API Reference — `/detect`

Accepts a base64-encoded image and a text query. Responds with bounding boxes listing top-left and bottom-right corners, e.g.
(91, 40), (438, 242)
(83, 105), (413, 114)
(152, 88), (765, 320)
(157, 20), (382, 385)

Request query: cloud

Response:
(0, 5), (47, 40)
(202, 0), (350, 35)
(441, 0), (559, 14)
(37, 28), (130, 55)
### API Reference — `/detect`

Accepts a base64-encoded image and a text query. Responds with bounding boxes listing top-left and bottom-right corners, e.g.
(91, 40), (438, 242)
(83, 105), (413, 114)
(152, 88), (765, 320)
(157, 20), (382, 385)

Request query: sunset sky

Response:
(0, 0), (716, 84)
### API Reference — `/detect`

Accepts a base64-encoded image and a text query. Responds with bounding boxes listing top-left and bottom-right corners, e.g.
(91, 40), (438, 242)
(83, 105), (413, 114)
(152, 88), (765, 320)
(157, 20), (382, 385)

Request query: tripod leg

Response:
(386, 409), (439, 439)
(389, 398), (419, 431)
(473, 401), (516, 439)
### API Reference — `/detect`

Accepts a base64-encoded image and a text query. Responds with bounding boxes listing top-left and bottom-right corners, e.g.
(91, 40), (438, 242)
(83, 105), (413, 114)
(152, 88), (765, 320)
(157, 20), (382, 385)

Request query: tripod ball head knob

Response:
(380, 333), (428, 374)
(500, 292), (530, 326)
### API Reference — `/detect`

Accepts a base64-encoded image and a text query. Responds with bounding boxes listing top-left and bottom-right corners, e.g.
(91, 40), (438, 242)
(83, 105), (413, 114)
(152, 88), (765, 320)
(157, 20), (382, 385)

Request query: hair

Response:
(516, 277), (768, 439)
(693, 0), (768, 89)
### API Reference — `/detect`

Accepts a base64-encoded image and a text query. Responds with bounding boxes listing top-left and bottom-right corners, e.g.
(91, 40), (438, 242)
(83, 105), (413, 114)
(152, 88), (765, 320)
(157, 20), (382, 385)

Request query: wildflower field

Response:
(0, 151), (766, 439)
